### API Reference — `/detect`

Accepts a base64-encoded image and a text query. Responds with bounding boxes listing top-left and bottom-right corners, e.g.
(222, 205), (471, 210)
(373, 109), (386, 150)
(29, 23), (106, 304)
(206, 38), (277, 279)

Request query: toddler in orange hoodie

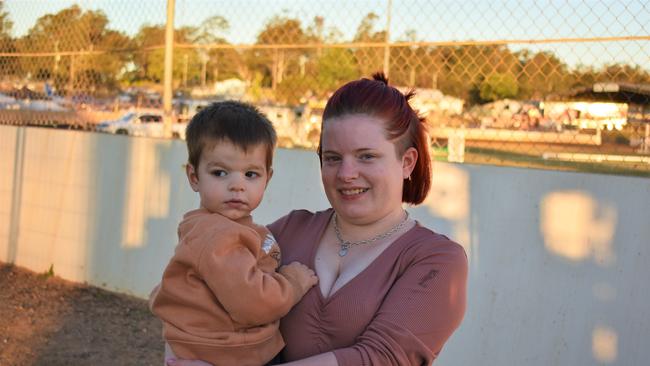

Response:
(150, 101), (318, 366)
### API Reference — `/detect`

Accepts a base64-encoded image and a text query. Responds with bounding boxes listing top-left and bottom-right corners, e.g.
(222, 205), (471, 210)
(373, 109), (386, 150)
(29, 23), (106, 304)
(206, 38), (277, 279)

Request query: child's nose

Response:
(228, 176), (245, 191)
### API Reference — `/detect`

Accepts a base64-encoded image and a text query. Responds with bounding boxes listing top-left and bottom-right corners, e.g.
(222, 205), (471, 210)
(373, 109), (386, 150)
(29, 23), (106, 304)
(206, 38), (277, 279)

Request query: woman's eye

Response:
(212, 170), (227, 177)
(323, 155), (340, 163)
(245, 171), (260, 178)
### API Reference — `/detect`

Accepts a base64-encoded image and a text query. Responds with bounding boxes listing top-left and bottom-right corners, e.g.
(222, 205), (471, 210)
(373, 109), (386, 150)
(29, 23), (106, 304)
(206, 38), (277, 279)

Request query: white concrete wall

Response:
(1, 125), (649, 365)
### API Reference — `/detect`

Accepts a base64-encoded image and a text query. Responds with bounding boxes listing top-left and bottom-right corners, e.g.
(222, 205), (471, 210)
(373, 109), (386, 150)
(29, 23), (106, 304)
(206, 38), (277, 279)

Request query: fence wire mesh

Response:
(1, 0), (649, 175)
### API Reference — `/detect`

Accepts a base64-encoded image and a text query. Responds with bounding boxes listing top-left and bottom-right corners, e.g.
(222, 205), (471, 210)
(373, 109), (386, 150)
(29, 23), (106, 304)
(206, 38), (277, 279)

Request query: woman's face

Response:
(320, 114), (414, 225)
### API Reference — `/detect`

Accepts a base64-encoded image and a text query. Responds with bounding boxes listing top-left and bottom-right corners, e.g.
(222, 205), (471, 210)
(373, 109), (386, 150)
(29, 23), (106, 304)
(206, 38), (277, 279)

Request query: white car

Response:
(96, 110), (186, 139)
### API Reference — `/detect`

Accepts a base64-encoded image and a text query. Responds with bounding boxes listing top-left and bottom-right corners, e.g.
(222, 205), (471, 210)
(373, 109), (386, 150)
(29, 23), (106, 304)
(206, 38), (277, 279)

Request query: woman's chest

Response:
(280, 263), (399, 359)
(313, 226), (398, 298)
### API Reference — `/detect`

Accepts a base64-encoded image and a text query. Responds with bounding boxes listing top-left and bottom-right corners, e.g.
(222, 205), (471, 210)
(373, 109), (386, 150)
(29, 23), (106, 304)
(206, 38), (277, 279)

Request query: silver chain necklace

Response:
(333, 211), (410, 257)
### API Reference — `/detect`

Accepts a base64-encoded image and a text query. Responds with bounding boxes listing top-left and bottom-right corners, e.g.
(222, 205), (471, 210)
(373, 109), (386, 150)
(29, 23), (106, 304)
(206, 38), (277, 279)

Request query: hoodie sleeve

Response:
(196, 223), (304, 327)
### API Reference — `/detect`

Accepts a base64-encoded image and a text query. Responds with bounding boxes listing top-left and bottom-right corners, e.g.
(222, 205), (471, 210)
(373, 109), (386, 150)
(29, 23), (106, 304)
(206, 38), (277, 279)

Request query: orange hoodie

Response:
(150, 209), (305, 366)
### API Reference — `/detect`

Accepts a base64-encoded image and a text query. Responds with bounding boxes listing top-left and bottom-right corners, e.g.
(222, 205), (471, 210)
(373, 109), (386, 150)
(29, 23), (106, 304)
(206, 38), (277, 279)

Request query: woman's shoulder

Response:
(267, 208), (333, 237)
(285, 208), (331, 220)
(400, 224), (467, 264)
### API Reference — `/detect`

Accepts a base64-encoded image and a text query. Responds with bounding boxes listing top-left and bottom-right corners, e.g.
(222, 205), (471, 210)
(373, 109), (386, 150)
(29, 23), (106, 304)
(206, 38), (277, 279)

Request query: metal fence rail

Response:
(1, 0), (649, 175)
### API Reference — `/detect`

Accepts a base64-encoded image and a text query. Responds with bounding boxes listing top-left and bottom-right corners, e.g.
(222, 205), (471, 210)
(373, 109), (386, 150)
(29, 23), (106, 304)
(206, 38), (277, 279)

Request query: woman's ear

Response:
(186, 163), (200, 192)
(401, 147), (418, 179)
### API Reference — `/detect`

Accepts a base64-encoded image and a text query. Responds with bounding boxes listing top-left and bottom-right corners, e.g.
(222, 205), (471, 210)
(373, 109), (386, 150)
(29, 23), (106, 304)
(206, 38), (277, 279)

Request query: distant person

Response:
(168, 74), (468, 366)
(150, 101), (318, 366)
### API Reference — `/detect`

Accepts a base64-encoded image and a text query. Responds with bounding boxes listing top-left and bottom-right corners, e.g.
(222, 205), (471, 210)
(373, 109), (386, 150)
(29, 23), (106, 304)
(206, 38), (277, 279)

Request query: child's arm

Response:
(197, 227), (317, 327)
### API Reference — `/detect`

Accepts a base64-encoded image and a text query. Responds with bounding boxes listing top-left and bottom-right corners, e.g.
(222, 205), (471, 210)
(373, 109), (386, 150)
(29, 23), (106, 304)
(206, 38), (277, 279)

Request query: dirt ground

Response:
(0, 262), (164, 366)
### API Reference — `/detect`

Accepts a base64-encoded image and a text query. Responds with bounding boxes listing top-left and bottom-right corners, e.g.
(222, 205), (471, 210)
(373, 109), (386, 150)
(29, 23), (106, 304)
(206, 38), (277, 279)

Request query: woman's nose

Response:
(336, 159), (358, 181)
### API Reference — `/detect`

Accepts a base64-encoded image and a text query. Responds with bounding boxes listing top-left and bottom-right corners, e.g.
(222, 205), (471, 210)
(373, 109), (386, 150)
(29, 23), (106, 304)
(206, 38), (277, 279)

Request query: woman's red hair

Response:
(318, 73), (431, 204)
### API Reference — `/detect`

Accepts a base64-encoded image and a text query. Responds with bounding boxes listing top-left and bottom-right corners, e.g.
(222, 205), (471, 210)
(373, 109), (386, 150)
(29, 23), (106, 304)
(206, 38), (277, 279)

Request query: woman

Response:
(169, 73), (468, 365)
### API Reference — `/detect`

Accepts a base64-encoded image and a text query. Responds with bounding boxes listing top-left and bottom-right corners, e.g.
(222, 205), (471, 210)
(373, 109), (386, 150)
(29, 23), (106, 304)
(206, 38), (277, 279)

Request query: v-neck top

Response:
(267, 209), (468, 366)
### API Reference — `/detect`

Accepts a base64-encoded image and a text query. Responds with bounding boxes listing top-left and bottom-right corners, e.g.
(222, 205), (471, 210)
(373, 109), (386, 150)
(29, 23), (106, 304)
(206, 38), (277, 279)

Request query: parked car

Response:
(96, 110), (186, 139)
(174, 98), (215, 123)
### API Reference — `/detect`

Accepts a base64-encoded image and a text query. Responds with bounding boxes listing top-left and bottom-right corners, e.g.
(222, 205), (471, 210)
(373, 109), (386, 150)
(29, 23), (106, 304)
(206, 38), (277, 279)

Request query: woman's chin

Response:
(333, 206), (373, 223)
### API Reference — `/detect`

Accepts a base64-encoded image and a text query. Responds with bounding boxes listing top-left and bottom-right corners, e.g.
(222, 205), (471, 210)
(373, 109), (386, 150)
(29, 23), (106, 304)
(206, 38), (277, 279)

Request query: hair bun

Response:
(371, 72), (389, 85)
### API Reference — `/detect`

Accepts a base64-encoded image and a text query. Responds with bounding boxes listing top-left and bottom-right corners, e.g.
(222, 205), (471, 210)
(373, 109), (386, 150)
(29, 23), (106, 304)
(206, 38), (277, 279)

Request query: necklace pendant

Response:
(338, 243), (350, 257)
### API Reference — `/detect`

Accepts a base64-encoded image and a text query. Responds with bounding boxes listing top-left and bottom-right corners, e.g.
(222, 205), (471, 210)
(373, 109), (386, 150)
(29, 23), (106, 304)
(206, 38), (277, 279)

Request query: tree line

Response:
(1, 4), (649, 105)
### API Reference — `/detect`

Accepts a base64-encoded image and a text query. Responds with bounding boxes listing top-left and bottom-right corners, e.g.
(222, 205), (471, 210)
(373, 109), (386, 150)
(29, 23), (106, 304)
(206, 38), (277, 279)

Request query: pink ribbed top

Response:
(267, 209), (468, 366)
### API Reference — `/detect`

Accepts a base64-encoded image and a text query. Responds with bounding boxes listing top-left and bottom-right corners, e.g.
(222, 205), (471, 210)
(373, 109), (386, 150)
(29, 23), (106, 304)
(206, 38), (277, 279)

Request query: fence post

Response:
(163, 0), (175, 138)
(383, 0), (392, 77)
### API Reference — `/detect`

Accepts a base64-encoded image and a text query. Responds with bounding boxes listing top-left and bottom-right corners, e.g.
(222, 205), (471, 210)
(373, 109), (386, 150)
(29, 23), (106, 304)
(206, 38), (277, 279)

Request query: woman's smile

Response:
(339, 188), (369, 195)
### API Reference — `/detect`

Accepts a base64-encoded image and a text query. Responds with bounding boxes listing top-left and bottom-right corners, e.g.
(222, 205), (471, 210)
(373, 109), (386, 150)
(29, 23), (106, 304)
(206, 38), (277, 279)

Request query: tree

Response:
(389, 30), (440, 88)
(252, 16), (309, 102)
(479, 73), (518, 102)
(435, 45), (483, 101)
(596, 63), (650, 84)
(17, 5), (131, 94)
(352, 12), (386, 77)
(433, 44), (525, 103)
(299, 16), (357, 98)
(305, 15), (325, 56)
(313, 48), (358, 98)
(0, 3), (11, 37)
(130, 24), (197, 86)
(0, 3), (17, 76)
(517, 50), (569, 99)
(191, 15), (242, 86)
(269, 15), (355, 104)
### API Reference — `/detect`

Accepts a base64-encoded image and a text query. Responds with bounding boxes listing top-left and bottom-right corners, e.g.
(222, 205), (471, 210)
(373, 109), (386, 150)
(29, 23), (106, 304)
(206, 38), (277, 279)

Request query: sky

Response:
(4, 0), (650, 69)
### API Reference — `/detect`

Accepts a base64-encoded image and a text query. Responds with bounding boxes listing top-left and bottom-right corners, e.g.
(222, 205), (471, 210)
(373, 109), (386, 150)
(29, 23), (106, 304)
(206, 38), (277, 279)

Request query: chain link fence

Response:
(1, 0), (649, 175)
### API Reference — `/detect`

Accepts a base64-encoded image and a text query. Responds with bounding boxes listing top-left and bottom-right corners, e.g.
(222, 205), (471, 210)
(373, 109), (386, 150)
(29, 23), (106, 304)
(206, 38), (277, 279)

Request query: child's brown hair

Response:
(186, 101), (277, 170)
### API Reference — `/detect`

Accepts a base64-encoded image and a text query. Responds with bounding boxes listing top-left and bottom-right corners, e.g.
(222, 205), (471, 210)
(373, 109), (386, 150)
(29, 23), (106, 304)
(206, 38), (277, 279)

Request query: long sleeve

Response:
(332, 242), (468, 366)
(196, 223), (302, 326)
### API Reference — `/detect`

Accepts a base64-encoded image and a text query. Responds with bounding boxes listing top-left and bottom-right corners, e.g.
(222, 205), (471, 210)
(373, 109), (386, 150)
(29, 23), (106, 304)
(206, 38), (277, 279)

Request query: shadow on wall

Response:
(3, 127), (194, 298)
(420, 162), (472, 255)
(88, 134), (195, 298)
(540, 191), (617, 265)
(4, 128), (104, 281)
(533, 178), (645, 366)
(422, 163), (649, 366)
(540, 190), (619, 364)
(4, 127), (24, 264)
(120, 140), (172, 249)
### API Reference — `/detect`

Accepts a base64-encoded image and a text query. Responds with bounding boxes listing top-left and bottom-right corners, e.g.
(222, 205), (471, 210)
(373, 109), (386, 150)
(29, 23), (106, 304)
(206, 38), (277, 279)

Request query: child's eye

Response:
(359, 153), (376, 161)
(245, 171), (260, 178)
(212, 170), (227, 177)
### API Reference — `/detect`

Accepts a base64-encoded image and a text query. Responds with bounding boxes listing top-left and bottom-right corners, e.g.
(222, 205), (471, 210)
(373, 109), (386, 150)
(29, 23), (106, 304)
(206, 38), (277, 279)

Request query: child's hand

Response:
(279, 261), (318, 298)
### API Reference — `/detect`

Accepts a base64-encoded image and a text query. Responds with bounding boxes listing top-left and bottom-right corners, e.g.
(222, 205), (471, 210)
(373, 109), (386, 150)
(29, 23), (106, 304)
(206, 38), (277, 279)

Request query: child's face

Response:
(186, 139), (272, 221)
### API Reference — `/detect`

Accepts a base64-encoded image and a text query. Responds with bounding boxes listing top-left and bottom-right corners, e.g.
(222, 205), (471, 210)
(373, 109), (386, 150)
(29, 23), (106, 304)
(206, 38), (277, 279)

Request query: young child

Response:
(150, 101), (318, 366)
